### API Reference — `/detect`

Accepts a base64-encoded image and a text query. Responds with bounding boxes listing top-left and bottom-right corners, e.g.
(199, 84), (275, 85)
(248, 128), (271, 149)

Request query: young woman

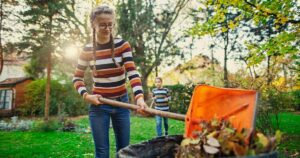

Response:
(72, 4), (147, 158)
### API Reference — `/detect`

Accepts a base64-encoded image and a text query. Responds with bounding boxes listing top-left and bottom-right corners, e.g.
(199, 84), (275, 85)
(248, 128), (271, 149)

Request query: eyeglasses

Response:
(98, 23), (113, 30)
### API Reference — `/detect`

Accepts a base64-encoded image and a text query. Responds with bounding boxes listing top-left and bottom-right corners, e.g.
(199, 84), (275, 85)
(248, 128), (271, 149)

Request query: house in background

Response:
(0, 53), (28, 82)
(0, 77), (33, 117)
(0, 53), (31, 117)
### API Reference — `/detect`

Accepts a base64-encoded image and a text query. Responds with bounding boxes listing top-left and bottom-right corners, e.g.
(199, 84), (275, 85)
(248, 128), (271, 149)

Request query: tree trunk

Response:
(44, 16), (53, 122)
(223, 30), (229, 88)
(0, 0), (3, 75)
(266, 22), (272, 86)
(45, 51), (51, 121)
(134, 40), (151, 100)
(210, 48), (215, 86)
(267, 55), (271, 85)
(282, 64), (287, 86)
(141, 72), (149, 100)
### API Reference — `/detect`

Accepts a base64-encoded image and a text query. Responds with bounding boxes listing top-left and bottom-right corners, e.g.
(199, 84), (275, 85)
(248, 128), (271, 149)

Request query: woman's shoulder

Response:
(114, 38), (129, 45)
(114, 38), (132, 50)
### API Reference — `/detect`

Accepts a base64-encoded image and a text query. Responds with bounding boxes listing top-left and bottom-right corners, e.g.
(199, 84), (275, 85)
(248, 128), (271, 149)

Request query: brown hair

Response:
(90, 4), (120, 68)
(155, 77), (163, 82)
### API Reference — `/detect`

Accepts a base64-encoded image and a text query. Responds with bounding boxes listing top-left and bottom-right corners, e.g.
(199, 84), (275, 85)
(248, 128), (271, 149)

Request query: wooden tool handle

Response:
(99, 97), (186, 121)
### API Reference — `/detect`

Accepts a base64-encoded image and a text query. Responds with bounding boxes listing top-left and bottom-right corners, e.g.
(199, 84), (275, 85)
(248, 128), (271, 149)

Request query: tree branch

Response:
(143, 0), (190, 77)
(244, 0), (300, 24)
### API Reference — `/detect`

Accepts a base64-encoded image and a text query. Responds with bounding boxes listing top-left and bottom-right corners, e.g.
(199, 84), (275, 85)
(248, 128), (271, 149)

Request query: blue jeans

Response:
(89, 94), (130, 158)
(155, 115), (168, 136)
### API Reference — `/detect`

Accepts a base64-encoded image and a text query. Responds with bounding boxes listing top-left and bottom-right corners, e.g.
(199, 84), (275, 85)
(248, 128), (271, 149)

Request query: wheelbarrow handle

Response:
(99, 97), (186, 121)
(149, 100), (155, 109)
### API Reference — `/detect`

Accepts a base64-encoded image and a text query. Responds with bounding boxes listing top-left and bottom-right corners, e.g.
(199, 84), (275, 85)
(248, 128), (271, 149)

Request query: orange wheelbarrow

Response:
(99, 85), (258, 138)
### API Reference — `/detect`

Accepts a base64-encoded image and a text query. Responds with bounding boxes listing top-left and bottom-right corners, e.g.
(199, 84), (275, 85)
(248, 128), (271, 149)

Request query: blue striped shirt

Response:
(152, 88), (170, 111)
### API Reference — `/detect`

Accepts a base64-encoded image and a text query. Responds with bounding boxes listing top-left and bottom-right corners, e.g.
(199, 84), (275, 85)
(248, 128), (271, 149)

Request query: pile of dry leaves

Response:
(176, 118), (281, 158)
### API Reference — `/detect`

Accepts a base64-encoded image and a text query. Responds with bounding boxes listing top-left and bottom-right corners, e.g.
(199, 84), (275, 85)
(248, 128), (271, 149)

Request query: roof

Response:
(0, 77), (33, 87)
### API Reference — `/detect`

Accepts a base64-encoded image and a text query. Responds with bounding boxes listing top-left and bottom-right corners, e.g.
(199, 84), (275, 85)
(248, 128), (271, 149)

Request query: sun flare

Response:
(65, 46), (79, 59)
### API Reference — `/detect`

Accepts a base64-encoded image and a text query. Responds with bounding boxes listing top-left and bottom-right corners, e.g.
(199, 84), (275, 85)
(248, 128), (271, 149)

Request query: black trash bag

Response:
(117, 135), (183, 158)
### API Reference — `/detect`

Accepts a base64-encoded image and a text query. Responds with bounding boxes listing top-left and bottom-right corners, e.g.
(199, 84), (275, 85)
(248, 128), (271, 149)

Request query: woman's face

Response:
(93, 14), (114, 39)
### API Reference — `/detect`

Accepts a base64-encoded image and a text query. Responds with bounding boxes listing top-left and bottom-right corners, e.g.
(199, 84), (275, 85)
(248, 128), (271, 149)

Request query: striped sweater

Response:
(73, 39), (144, 100)
(152, 87), (170, 111)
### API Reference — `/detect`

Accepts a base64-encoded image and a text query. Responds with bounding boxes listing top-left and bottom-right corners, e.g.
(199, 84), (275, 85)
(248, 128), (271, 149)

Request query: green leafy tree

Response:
(117, 0), (190, 97)
(190, 0), (299, 87)
(189, 1), (248, 87)
(19, 0), (85, 121)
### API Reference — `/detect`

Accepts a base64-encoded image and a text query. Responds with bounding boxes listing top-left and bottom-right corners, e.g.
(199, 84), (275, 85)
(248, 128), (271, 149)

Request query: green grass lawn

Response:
(0, 113), (298, 158)
(273, 112), (300, 157)
(0, 115), (184, 158)
(0, 131), (94, 158)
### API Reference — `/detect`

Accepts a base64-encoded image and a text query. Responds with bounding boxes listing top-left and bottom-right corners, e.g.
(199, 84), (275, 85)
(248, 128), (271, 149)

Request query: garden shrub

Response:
(32, 119), (61, 132)
(291, 90), (300, 110)
(166, 84), (195, 114)
(148, 84), (195, 114)
(256, 86), (297, 134)
(61, 120), (76, 132)
(18, 79), (87, 117)
(60, 82), (89, 116)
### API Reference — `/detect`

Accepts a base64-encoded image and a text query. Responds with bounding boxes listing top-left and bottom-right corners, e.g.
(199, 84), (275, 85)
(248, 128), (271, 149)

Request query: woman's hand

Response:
(84, 93), (103, 105)
(136, 97), (148, 109)
(136, 97), (150, 116)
